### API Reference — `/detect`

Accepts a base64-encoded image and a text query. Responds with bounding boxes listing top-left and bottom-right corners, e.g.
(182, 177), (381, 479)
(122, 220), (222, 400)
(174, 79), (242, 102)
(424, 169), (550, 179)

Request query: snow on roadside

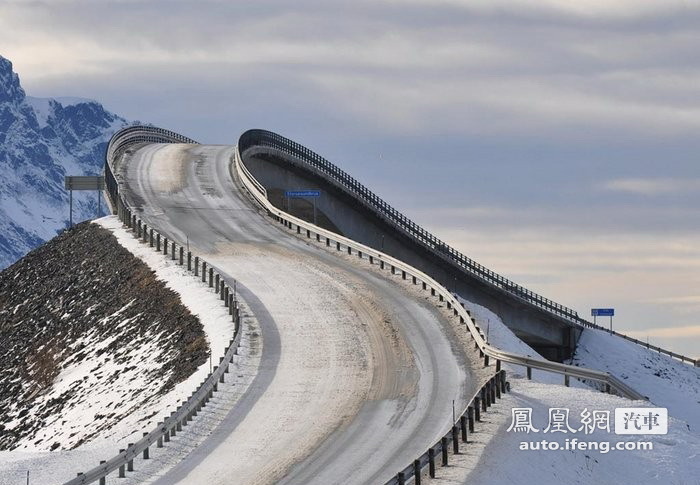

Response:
(0, 216), (238, 485)
(434, 380), (700, 485)
(432, 297), (700, 484)
(571, 327), (700, 433)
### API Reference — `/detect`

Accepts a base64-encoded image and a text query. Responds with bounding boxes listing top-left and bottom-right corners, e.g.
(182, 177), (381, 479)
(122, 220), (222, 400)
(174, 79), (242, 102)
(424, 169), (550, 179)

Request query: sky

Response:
(1, 0), (699, 358)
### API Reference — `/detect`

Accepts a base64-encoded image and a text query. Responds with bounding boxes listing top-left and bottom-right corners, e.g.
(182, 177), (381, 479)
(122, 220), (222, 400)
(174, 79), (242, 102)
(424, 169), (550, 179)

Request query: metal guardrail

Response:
(385, 371), (508, 485)
(63, 127), (244, 485)
(238, 129), (698, 368)
(234, 145), (646, 401)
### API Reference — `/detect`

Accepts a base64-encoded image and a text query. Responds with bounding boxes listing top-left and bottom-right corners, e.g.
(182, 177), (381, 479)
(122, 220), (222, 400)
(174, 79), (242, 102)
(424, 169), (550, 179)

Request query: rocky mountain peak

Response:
(0, 55), (26, 105)
(0, 55), (130, 269)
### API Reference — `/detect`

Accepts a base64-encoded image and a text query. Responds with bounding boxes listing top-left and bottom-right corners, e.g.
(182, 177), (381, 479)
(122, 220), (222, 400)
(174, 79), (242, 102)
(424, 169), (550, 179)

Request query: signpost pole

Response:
(69, 189), (73, 228)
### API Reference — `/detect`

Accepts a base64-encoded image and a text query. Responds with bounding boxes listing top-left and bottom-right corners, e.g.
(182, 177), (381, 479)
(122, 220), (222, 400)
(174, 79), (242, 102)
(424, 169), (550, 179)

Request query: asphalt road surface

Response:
(117, 143), (477, 485)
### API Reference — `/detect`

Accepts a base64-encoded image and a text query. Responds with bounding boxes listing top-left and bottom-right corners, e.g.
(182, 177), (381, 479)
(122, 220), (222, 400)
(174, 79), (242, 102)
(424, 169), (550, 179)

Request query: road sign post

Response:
(64, 176), (105, 227)
(591, 308), (615, 333)
(284, 190), (321, 225)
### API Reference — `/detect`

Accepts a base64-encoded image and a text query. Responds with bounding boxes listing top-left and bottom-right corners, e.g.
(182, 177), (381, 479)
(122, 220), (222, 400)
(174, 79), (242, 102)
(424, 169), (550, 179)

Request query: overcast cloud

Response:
(1, 0), (698, 356)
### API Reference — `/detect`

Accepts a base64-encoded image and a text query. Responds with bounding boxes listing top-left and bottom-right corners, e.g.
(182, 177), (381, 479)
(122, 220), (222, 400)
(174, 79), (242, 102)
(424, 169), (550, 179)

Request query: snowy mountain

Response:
(0, 55), (129, 269)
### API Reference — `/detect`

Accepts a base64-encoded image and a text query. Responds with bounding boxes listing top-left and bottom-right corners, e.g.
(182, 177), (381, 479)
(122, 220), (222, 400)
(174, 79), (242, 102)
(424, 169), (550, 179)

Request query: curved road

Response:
(118, 143), (476, 484)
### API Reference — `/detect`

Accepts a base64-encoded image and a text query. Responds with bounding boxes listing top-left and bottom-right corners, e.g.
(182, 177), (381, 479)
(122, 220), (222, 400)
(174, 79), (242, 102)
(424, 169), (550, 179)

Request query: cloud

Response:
(626, 325), (700, 339)
(603, 178), (700, 195)
(3, 0), (700, 140)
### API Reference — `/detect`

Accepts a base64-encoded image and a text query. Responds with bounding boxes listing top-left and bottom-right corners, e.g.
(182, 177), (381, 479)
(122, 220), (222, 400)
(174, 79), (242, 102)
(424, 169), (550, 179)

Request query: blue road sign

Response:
(285, 190), (321, 197)
(591, 308), (615, 317)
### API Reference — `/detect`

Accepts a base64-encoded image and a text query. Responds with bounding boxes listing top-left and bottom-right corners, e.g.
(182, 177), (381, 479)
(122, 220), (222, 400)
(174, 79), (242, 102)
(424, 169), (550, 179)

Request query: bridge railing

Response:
(63, 127), (243, 485)
(238, 129), (698, 368)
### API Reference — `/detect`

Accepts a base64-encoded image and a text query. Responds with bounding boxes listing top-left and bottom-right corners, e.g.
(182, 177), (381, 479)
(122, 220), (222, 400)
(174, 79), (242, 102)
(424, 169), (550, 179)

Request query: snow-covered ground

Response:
(571, 326), (700, 433)
(0, 217), (254, 485)
(430, 300), (700, 484)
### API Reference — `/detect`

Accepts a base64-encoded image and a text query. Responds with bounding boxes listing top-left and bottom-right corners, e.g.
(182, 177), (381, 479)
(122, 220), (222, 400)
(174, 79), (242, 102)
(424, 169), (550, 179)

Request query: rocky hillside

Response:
(0, 55), (130, 270)
(0, 222), (208, 451)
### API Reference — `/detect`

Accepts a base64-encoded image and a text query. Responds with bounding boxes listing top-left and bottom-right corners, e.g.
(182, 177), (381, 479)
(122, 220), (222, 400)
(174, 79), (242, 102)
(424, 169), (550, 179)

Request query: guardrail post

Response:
(156, 233), (161, 251)
(118, 450), (125, 477)
(468, 406), (474, 432)
(157, 424), (163, 448)
(99, 462), (106, 485)
(221, 284), (225, 301)
(194, 256), (199, 276)
(163, 238), (168, 255)
(414, 459), (422, 484)
(428, 448), (436, 478)
(402, 270), (406, 280)
(474, 397), (481, 420)
(527, 366), (532, 380)
(209, 267), (213, 287)
(564, 375), (570, 387)
(412, 276), (417, 285)
(225, 287), (230, 307)
(380, 260), (385, 269)
(369, 255), (373, 264)
(483, 385), (490, 408)
(171, 243), (176, 260)
(132, 215), (136, 231)
(215, 274), (220, 292)
(490, 378), (497, 402)
(496, 360), (501, 372)
(326, 237), (330, 247)
(170, 411), (177, 437)
(484, 354), (490, 366)
(306, 229), (311, 238)
(422, 282), (427, 290)
(441, 437), (448, 465)
(397, 471), (406, 485)
(143, 432), (150, 459)
(164, 428), (170, 442)
(431, 288), (436, 296)
(347, 246), (352, 255)
(143, 224), (148, 243)
(358, 250), (362, 258)
(187, 252), (192, 271)
(605, 383), (611, 394)
(149, 228), (153, 247)
(452, 425), (459, 454)
(127, 444), (134, 471)
(460, 415), (468, 442)
(336, 241), (341, 251)
(201, 261), (206, 281)
(137, 220), (142, 238)
(179, 247), (184, 265)
(496, 377), (502, 399)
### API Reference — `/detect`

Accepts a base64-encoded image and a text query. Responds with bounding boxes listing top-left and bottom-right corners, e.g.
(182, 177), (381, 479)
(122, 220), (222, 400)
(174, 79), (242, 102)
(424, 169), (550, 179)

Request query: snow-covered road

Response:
(117, 143), (477, 484)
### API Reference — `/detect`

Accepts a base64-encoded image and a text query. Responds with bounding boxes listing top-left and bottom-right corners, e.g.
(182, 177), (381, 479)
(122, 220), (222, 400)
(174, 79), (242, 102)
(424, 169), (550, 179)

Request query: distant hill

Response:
(0, 55), (130, 269)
